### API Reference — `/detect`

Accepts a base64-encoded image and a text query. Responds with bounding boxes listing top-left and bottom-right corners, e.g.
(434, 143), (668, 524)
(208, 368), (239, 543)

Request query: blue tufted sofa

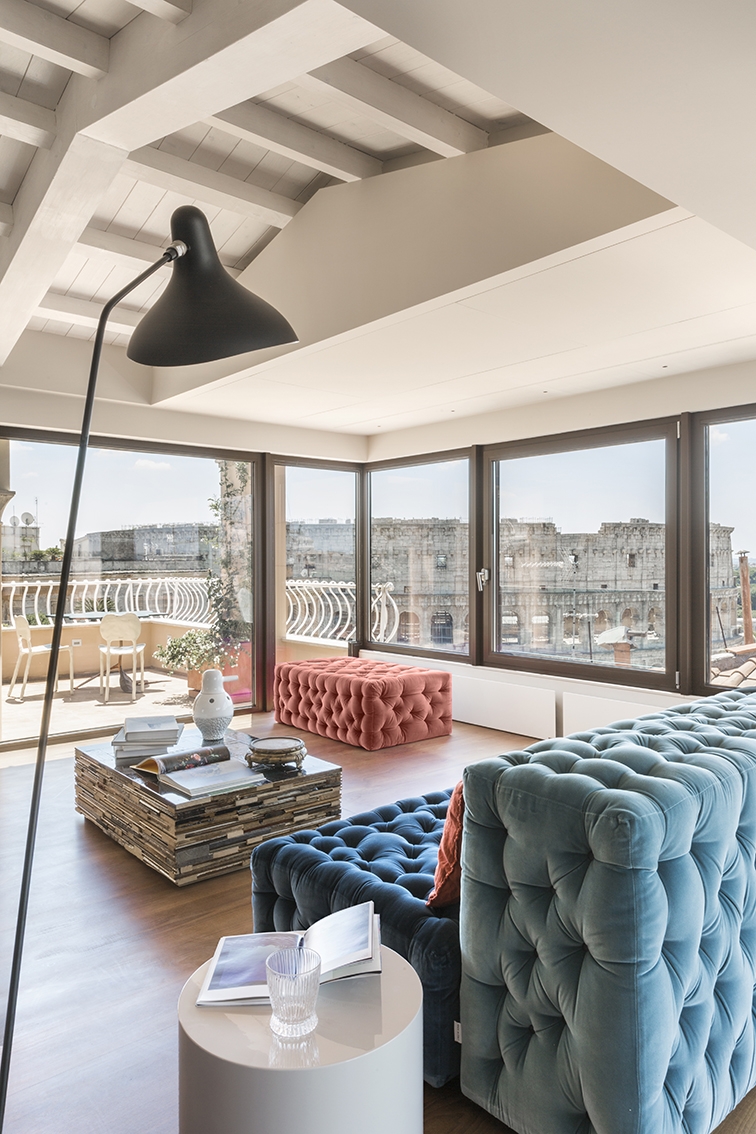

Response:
(251, 690), (756, 1129)
(461, 689), (756, 1134)
(250, 790), (461, 1087)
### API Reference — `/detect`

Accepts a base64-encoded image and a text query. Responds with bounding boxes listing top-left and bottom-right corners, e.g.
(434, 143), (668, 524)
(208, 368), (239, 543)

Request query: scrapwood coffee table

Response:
(178, 946), (423, 1134)
(74, 726), (341, 885)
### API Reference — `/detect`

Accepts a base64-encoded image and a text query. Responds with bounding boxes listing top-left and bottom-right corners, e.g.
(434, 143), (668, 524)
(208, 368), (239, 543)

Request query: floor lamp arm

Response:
(0, 244), (183, 1131)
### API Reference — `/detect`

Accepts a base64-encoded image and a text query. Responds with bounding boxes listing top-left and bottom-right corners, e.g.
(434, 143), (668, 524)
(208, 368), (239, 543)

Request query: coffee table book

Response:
(74, 727), (342, 885)
(123, 714), (181, 742)
(160, 760), (267, 798)
(197, 902), (381, 1006)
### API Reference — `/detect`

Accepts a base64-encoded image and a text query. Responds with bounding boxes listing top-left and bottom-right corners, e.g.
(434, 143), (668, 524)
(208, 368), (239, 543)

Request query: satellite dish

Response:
(21, 513), (35, 526)
(10, 516), (19, 526)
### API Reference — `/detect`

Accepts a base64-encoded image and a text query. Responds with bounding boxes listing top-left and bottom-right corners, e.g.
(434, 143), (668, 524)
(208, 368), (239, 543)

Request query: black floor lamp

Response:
(0, 205), (297, 1129)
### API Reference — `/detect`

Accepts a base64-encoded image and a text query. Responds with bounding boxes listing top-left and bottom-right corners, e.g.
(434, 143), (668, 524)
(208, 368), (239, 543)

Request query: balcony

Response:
(0, 574), (401, 745)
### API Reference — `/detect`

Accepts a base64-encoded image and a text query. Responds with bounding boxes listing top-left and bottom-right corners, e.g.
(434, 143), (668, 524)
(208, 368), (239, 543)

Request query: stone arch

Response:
(500, 609), (520, 645)
(397, 610), (420, 645)
(594, 610), (611, 635)
(531, 613), (550, 643)
(430, 611), (454, 647)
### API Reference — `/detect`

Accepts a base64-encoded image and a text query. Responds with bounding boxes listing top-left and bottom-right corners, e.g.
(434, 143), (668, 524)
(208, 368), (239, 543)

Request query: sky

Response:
(709, 420), (756, 552)
(7, 426), (756, 554)
(285, 466), (356, 522)
(8, 441), (218, 547)
(498, 440), (666, 532)
(285, 460), (470, 522)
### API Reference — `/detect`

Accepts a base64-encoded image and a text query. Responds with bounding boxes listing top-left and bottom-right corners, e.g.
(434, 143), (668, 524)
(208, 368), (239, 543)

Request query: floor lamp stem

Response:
(0, 248), (178, 1131)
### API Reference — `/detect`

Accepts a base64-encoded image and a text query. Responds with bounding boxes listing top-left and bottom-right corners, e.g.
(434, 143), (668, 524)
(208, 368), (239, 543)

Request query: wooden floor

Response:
(1, 713), (755, 1134)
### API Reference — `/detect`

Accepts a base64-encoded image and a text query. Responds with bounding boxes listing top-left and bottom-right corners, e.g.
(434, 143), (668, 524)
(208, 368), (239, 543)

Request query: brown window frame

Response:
(481, 419), (680, 692)
(363, 449), (475, 664)
(688, 402), (756, 696)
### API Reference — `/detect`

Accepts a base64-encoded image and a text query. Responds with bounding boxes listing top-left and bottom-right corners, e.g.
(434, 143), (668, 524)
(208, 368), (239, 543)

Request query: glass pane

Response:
(370, 459), (469, 654)
(707, 420), (754, 684)
(495, 440), (666, 671)
(284, 467), (356, 645)
(1, 442), (254, 744)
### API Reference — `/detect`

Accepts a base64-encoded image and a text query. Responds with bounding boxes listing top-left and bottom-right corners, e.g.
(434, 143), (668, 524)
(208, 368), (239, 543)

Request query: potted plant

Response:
(153, 573), (250, 698)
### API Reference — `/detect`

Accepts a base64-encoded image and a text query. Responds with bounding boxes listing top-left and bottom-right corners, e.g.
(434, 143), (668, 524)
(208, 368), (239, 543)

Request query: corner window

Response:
(369, 457), (469, 654)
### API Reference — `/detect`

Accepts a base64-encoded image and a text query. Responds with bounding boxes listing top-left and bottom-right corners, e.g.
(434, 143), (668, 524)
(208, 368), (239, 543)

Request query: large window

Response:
(488, 433), (671, 677)
(706, 417), (756, 685)
(369, 457), (469, 655)
(283, 465), (357, 646)
(1, 440), (254, 744)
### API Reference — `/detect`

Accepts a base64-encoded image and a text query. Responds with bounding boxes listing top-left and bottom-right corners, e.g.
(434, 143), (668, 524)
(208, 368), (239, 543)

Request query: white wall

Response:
(362, 648), (693, 741)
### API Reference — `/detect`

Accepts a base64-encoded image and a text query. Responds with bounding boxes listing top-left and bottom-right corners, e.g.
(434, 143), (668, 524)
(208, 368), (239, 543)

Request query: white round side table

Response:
(178, 945), (423, 1134)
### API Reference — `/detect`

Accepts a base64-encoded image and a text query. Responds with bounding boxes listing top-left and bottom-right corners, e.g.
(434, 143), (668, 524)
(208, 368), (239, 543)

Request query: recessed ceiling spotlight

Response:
(662, 364), (668, 369)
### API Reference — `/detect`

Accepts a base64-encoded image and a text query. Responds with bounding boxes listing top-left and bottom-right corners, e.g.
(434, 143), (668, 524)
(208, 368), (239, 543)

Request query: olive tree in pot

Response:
(153, 574), (251, 700)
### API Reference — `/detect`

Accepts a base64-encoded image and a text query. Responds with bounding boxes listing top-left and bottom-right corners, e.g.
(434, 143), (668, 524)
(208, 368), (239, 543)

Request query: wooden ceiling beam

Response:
(0, 0), (108, 79)
(300, 56), (487, 157)
(206, 101), (381, 182)
(35, 291), (141, 336)
(124, 146), (302, 228)
(125, 0), (191, 25)
(0, 90), (56, 148)
(76, 225), (240, 276)
(0, 0), (381, 362)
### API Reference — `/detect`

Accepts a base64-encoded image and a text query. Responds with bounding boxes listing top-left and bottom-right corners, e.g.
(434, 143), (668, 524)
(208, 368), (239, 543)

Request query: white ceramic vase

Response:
(192, 668), (234, 742)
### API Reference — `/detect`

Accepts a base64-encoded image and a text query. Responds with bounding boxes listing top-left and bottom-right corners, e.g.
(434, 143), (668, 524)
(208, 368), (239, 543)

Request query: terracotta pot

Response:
(223, 641), (253, 704)
(187, 642), (252, 703)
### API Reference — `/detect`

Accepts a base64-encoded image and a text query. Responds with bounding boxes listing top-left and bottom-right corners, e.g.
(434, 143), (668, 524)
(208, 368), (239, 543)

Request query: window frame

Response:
(363, 448), (475, 663)
(481, 419), (680, 691)
(688, 401), (756, 696)
(264, 455), (363, 708)
(0, 426), (267, 721)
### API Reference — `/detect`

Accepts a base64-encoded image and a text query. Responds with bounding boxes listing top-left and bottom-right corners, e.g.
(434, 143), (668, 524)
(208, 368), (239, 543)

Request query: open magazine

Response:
(196, 901), (381, 1006)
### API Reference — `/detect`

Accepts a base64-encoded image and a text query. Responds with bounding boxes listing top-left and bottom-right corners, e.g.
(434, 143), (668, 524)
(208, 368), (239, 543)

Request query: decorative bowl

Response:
(245, 736), (307, 770)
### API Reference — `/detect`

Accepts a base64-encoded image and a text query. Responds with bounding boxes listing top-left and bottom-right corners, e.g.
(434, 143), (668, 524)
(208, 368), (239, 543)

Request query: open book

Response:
(196, 901), (381, 1006)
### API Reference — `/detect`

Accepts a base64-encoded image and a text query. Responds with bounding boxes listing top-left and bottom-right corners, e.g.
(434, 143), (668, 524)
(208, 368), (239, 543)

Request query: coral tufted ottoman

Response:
(274, 657), (452, 750)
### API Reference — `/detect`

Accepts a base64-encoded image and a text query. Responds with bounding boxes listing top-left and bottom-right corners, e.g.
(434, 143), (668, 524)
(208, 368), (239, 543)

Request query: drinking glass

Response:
(266, 947), (321, 1038)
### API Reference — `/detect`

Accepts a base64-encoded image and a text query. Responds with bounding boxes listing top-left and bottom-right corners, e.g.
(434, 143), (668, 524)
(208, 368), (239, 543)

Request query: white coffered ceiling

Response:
(1, 0), (756, 439)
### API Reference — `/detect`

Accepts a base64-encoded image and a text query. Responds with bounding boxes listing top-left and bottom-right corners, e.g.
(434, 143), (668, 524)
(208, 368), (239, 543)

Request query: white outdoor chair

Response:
(98, 613), (145, 703)
(8, 615), (75, 700)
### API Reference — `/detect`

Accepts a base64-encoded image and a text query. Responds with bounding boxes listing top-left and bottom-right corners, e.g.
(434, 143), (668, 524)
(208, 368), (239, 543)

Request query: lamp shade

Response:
(127, 205), (297, 366)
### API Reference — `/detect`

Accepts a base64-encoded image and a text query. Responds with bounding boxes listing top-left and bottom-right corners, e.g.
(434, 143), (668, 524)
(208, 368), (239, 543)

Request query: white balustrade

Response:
(2, 575), (400, 644)
(285, 579), (399, 644)
(1, 576), (211, 627)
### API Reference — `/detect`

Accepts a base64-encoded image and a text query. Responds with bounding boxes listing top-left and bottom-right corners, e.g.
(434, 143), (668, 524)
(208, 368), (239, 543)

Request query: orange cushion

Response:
(426, 781), (464, 908)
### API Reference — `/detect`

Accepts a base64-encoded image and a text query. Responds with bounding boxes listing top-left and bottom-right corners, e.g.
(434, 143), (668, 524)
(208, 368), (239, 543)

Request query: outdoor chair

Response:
(98, 613), (145, 703)
(8, 615), (75, 700)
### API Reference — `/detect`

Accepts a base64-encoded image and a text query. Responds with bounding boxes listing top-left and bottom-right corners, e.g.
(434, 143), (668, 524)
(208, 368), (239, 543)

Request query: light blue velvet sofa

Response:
(461, 689), (756, 1134)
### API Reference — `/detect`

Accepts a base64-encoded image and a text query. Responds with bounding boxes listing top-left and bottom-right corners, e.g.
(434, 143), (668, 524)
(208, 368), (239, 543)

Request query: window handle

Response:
(476, 568), (490, 592)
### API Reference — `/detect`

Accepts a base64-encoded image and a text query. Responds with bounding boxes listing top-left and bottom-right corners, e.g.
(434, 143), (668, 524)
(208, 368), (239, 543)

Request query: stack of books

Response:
(112, 715), (183, 763)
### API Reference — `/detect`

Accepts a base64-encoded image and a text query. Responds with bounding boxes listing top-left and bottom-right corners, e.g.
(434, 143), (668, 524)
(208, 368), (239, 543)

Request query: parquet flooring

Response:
(0, 712), (753, 1133)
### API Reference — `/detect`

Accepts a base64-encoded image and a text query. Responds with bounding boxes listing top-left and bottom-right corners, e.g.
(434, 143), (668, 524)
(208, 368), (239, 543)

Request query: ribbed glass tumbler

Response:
(266, 947), (321, 1038)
